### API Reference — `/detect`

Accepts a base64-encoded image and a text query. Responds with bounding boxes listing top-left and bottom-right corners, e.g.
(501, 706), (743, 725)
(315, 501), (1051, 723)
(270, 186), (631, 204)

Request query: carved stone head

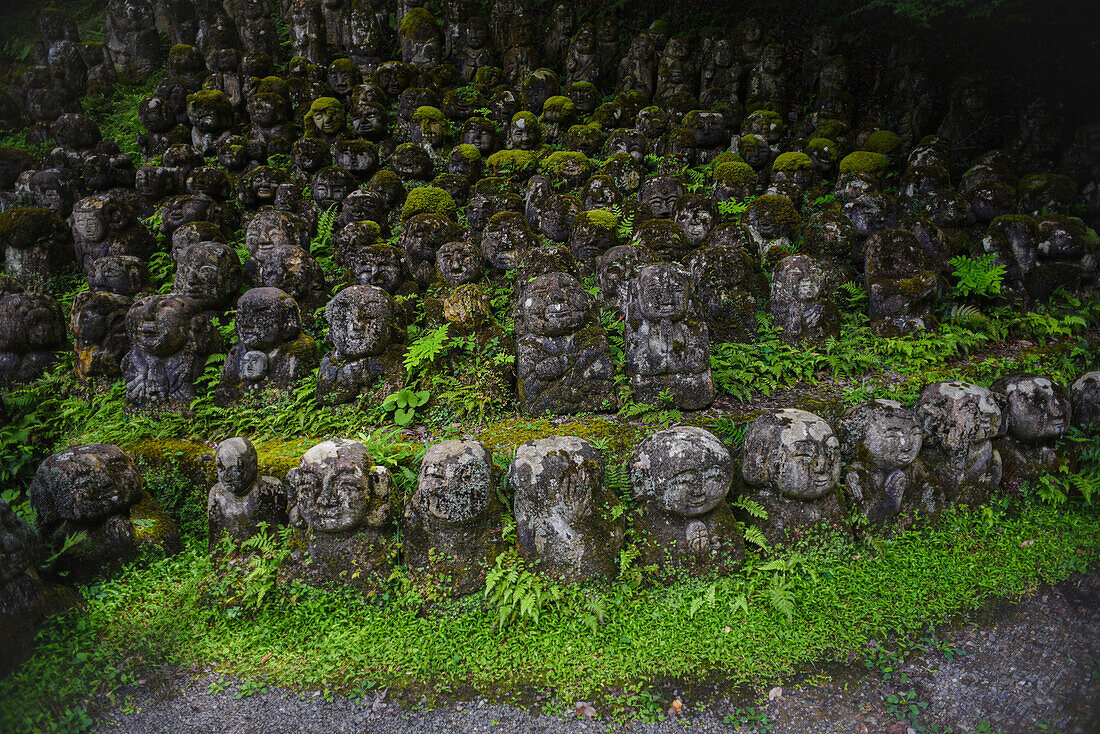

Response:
(325, 285), (396, 360)
(415, 440), (493, 524)
(742, 409), (842, 500)
(631, 427), (732, 516)
(991, 374), (1071, 443)
(287, 439), (393, 534)
(30, 444), (144, 529)
(838, 400), (924, 472)
(215, 437), (259, 497)
(915, 381), (1003, 455)
(519, 272), (591, 337)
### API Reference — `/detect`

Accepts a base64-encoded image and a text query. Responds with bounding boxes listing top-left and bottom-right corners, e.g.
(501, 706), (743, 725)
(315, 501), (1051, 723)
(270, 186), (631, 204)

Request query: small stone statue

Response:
(914, 381), (1003, 504)
(638, 175), (684, 219)
(598, 244), (656, 315)
(285, 439), (397, 589)
(71, 289), (131, 382)
(630, 426), (743, 575)
(686, 243), (763, 344)
(317, 285), (405, 406)
(1071, 372), (1100, 429)
(401, 440), (505, 594)
(29, 443), (180, 582)
(838, 400), (929, 528)
(207, 437), (288, 548)
(625, 263), (715, 410)
(172, 240), (244, 314)
(565, 23), (600, 89)
(106, 0), (163, 78)
(654, 35), (696, 103)
(769, 255), (841, 344)
(864, 229), (940, 338)
(0, 284), (67, 388)
(186, 90), (235, 156)
(516, 272), (617, 416)
(70, 193), (155, 275)
(0, 207), (74, 285)
(121, 294), (215, 410)
(509, 436), (625, 583)
(216, 288), (317, 405)
(437, 241), (486, 285)
(673, 193), (719, 248)
(741, 408), (846, 546)
(991, 374), (1072, 474)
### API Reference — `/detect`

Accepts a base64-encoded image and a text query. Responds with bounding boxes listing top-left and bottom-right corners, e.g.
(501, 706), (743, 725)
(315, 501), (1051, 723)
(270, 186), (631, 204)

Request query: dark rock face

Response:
(630, 427), (743, 575)
(285, 439), (397, 590)
(29, 443), (180, 582)
(217, 288), (317, 405)
(740, 408), (847, 547)
(207, 437), (288, 548)
(516, 272), (616, 416)
(1072, 372), (1100, 429)
(401, 440), (505, 594)
(0, 286), (68, 388)
(509, 436), (624, 583)
(625, 262), (714, 410)
(1, 498), (47, 678)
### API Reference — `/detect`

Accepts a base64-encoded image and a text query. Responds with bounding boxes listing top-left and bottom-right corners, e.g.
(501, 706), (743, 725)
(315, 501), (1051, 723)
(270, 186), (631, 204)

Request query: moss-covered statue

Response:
(625, 263), (715, 410)
(769, 254), (841, 344)
(1072, 372), (1100, 430)
(317, 285), (405, 406)
(216, 287), (317, 406)
(207, 436), (288, 549)
(991, 374), (1072, 477)
(509, 436), (624, 583)
(740, 408), (847, 547)
(516, 272), (617, 416)
(121, 294), (216, 410)
(401, 440), (505, 595)
(0, 280), (67, 388)
(284, 439), (398, 591)
(864, 228), (940, 338)
(29, 444), (180, 583)
(630, 426), (743, 576)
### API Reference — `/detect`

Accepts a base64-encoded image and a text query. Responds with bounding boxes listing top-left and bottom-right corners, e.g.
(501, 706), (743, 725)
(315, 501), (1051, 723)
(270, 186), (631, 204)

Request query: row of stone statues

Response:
(3, 373), (1096, 618)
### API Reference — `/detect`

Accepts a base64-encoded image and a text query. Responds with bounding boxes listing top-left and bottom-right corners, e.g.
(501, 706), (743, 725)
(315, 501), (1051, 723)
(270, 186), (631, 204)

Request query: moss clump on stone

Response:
(772, 151), (814, 173)
(541, 95), (575, 118)
(865, 130), (902, 155)
(710, 151), (745, 171)
(412, 105), (447, 125)
(400, 7), (437, 37)
(839, 151), (889, 176)
(578, 209), (618, 230)
(807, 137), (837, 157)
(746, 194), (802, 231)
(401, 186), (457, 222)
(307, 97), (343, 118)
(813, 118), (849, 142)
(0, 207), (51, 240)
(510, 110), (538, 128)
(541, 150), (591, 175)
(714, 161), (757, 186)
(186, 89), (230, 107)
(452, 143), (481, 163)
(485, 149), (539, 177)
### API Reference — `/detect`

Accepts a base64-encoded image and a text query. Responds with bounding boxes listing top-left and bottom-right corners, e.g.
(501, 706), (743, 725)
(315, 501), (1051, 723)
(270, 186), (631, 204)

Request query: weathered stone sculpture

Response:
(401, 440), (505, 594)
(121, 294), (215, 410)
(0, 284), (67, 388)
(865, 229), (940, 338)
(217, 288), (317, 405)
(838, 400), (930, 528)
(437, 240), (486, 285)
(317, 285), (404, 406)
(625, 263), (714, 410)
(914, 381), (1003, 503)
(1, 497), (51, 677)
(106, 0), (163, 77)
(70, 193), (155, 275)
(741, 409), (846, 546)
(509, 436), (624, 582)
(207, 437), (288, 548)
(285, 439), (397, 589)
(630, 427), (743, 574)
(769, 255), (841, 344)
(686, 243), (763, 344)
(172, 240), (244, 314)
(1071, 372), (1100, 430)
(516, 272), (617, 416)
(71, 289), (131, 382)
(29, 444), (180, 582)
(991, 374), (1072, 474)
(597, 244), (656, 315)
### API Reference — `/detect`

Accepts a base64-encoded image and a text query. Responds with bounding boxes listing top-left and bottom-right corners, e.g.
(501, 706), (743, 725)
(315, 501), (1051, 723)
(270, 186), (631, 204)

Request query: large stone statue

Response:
(401, 440), (505, 594)
(625, 263), (715, 410)
(509, 436), (624, 582)
(121, 294), (215, 410)
(317, 285), (405, 406)
(991, 374), (1072, 475)
(0, 284), (67, 388)
(1071, 372), (1100, 429)
(630, 427), (743, 575)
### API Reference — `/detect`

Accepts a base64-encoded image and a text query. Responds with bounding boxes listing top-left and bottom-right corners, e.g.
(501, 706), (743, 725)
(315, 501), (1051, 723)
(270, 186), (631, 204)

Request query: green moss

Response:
(568, 81), (598, 97)
(412, 105), (446, 124)
(169, 44), (194, 56)
(714, 161), (757, 186)
(541, 95), (575, 118)
(709, 151), (745, 171)
(839, 151), (889, 176)
(813, 119), (848, 141)
(865, 130), (902, 155)
(541, 150), (591, 175)
(129, 491), (182, 554)
(0, 207), (50, 239)
(186, 89), (230, 107)
(772, 151), (814, 173)
(510, 111), (537, 128)
(485, 149), (539, 176)
(400, 7), (437, 37)
(452, 143), (481, 163)
(746, 194), (802, 231)
(254, 438), (317, 479)
(480, 418), (644, 462)
(578, 209), (618, 230)
(401, 186), (457, 222)
(806, 137), (837, 157)
(307, 97), (343, 117)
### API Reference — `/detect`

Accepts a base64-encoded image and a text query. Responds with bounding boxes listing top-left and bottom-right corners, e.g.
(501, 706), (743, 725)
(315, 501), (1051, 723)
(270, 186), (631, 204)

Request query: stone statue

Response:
(0, 285), (67, 388)
(121, 294), (215, 410)
(1071, 372), (1100, 430)
(991, 374), (1072, 474)
(769, 255), (841, 344)
(914, 381), (1003, 503)
(516, 272), (617, 416)
(630, 426), (743, 574)
(172, 240), (244, 314)
(509, 436), (625, 582)
(865, 229), (940, 338)
(71, 289), (131, 382)
(625, 263), (714, 410)
(29, 443), (180, 582)
(317, 285), (405, 406)
(207, 437), (288, 548)
(70, 193), (155, 275)
(401, 440), (505, 594)
(217, 288), (317, 405)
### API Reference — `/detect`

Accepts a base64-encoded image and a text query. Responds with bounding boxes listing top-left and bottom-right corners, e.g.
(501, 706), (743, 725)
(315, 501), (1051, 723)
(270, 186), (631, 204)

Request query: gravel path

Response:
(100, 574), (1100, 734)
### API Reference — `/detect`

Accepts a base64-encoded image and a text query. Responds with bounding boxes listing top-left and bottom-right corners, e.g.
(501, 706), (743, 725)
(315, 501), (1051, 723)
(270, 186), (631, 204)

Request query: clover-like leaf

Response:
(394, 407), (415, 426)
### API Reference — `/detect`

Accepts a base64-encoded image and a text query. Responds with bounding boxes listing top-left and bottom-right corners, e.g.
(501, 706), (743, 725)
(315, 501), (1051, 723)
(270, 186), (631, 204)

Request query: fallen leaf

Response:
(670, 699), (683, 713)
(857, 723), (869, 734)
(575, 701), (596, 720)
(259, 653), (272, 665)
(1020, 539), (1035, 547)
(723, 626), (731, 634)
(768, 686), (783, 700)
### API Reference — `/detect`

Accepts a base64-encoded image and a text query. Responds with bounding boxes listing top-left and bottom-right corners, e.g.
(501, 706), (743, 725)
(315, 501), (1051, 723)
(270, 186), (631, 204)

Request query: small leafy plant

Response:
(949, 254), (1006, 298)
(381, 388), (431, 427)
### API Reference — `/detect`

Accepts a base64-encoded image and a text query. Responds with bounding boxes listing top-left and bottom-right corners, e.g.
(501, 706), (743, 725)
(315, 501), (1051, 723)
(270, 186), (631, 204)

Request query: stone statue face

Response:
(216, 437), (258, 496)
(326, 285), (393, 360)
(461, 119), (496, 155)
(289, 440), (376, 533)
(632, 427), (732, 517)
(31, 443), (144, 525)
(636, 263), (691, 321)
(312, 168), (355, 209)
(350, 246), (402, 292)
(916, 382), (1003, 453)
(639, 176), (684, 219)
(510, 437), (599, 525)
(173, 242), (238, 309)
(72, 196), (121, 242)
(598, 245), (653, 307)
(997, 375), (1071, 442)
(246, 211), (310, 261)
(507, 115), (539, 150)
(437, 241), (485, 284)
(521, 272), (589, 336)
(1071, 372), (1100, 429)
(417, 440), (492, 523)
(482, 212), (534, 271)
(248, 94), (284, 126)
(350, 102), (388, 138)
(312, 103), (345, 134)
(327, 64), (359, 96)
(841, 400), (924, 472)
(743, 409), (842, 500)
(673, 195), (718, 247)
(127, 295), (192, 357)
(236, 287), (300, 351)
(88, 255), (148, 297)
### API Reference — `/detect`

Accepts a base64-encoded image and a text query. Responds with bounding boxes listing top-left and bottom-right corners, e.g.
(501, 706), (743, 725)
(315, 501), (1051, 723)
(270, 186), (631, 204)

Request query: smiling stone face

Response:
(631, 427), (733, 517)
(325, 285), (395, 360)
(635, 262), (691, 322)
(235, 287), (300, 352)
(520, 272), (590, 337)
(839, 400), (924, 472)
(742, 409), (842, 500)
(992, 374), (1071, 443)
(416, 440), (493, 524)
(288, 439), (386, 534)
(437, 241), (485, 284)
